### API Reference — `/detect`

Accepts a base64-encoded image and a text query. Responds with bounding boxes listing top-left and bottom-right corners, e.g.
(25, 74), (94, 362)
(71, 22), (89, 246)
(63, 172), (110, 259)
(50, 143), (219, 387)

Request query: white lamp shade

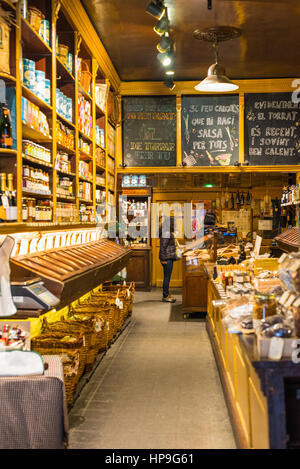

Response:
(195, 63), (239, 92)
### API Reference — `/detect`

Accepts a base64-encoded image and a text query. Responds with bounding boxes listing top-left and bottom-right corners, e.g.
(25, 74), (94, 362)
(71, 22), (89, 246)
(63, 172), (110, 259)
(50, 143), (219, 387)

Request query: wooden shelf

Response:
(22, 189), (52, 198)
(0, 0), (16, 10)
(22, 124), (52, 143)
(0, 148), (17, 155)
(281, 201), (300, 207)
(79, 130), (93, 143)
(56, 111), (75, 129)
(79, 149), (93, 161)
(21, 16), (52, 56)
(56, 142), (76, 154)
(96, 164), (106, 172)
(22, 85), (53, 113)
(56, 56), (75, 82)
(79, 198), (93, 204)
(79, 175), (93, 183)
(0, 73), (16, 83)
(56, 168), (76, 177)
(22, 153), (52, 168)
(95, 103), (105, 117)
(56, 195), (76, 201)
(78, 83), (92, 102)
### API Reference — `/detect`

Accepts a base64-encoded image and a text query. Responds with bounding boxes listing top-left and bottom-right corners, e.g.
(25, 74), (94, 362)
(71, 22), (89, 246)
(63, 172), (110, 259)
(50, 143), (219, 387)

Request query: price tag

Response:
(119, 301), (123, 310)
(127, 289), (130, 298)
(115, 298), (120, 307)
(268, 337), (284, 360)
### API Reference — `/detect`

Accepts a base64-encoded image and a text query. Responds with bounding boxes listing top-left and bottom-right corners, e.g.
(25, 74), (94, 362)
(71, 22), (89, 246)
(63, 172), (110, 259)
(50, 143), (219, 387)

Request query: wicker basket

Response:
(60, 350), (81, 405)
(28, 7), (44, 33)
(80, 60), (92, 94)
(57, 44), (69, 65)
(31, 331), (87, 382)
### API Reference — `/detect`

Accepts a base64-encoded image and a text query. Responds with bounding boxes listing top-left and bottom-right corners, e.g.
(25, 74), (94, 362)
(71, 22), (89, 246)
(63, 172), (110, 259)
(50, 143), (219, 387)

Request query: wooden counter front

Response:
(182, 256), (208, 314)
(206, 274), (300, 449)
(126, 247), (151, 291)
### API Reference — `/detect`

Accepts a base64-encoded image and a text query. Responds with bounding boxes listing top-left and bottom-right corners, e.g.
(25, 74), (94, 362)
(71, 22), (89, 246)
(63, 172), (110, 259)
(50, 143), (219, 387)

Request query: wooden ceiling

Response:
(81, 0), (300, 82)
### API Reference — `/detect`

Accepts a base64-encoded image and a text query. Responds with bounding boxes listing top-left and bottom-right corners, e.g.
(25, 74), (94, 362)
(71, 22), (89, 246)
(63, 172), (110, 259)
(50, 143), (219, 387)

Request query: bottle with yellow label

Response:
(0, 173), (7, 223)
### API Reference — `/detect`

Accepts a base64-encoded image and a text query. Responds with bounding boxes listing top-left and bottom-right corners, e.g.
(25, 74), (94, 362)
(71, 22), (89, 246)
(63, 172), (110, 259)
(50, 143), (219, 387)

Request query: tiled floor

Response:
(68, 289), (236, 449)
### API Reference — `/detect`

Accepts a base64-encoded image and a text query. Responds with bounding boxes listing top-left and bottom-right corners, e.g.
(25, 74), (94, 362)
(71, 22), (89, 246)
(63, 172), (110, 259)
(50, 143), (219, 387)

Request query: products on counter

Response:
(56, 202), (77, 222)
(23, 140), (51, 164)
(78, 93), (92, 138)
(55, 152), (72, 173)
(22, 97), (50, 137)
(22, 197), (52, 222)
(0, 324), (28, 350)
(22, 164), (51, 194)
(79, 181), (92, 201)
(56, 89), (73, 123)
(56, 120), (74, 150)
(0, 103), (13, 149)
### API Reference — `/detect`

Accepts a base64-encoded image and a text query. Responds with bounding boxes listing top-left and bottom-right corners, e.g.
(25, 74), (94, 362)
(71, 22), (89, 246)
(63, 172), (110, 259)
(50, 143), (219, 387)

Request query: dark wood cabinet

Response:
(126, 248), (151, 291)
(182, 255), (208, 313)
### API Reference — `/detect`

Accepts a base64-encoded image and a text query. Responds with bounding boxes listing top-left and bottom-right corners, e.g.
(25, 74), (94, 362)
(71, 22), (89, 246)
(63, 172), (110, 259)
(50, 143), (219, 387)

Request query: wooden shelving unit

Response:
(0, 0), (117, 231)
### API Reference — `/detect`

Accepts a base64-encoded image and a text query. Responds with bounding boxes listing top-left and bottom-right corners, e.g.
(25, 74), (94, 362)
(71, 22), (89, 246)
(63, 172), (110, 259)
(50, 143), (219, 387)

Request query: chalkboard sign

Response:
(122, 96), (176, 167)
(245, 92), (300, 165)
(181, 95), (239, 166)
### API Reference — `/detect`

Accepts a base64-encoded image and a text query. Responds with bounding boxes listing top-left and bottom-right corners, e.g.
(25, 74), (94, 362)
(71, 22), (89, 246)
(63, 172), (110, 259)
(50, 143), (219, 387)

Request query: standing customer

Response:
(159, 216), (177, 303)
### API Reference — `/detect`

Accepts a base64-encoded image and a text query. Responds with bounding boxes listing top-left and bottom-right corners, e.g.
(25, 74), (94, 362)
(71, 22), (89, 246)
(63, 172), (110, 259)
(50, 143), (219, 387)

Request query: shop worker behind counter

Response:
(159, 216), (178, 303)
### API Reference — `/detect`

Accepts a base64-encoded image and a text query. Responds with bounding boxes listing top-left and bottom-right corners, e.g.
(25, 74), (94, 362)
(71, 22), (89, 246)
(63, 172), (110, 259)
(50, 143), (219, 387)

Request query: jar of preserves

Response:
(27, 198), (36, 222)
(253, 292), (277, 320)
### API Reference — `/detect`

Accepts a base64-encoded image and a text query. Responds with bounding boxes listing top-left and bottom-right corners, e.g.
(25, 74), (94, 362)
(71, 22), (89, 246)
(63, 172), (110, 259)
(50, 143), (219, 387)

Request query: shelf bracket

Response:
(54, 0), (61, 21)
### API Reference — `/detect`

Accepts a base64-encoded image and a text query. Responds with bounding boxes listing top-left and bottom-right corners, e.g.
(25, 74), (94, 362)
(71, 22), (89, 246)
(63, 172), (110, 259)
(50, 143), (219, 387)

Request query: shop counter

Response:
(0, 355), (68, 449)
(205, 270), (300, 449)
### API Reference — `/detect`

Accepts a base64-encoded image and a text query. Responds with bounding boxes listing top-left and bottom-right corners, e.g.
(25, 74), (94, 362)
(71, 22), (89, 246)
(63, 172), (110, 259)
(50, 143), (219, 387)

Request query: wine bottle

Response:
(0, 173), (7, 222)
(6, 173), (17, 221)
(240, 192), (244, 205)
(0, 103), (13, 149)
(246, 191), (251, 205)
(230, 193), (234, 210)
(236, 191), (240, 205)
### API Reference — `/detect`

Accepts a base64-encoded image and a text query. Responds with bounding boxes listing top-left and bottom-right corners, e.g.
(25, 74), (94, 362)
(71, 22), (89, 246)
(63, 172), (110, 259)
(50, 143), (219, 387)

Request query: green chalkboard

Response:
(122, 96), (177, 167)
(181, 95), (239, 166)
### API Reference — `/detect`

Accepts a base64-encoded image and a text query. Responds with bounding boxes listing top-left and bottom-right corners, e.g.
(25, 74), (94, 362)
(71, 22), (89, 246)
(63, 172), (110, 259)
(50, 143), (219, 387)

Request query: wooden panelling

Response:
(249, 377), (270, 449)
(235, 343), (251, 447)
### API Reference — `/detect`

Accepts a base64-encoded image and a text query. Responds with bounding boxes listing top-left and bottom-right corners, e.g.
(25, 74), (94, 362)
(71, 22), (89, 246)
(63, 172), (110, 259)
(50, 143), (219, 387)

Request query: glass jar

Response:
(27, 198), (36, 222)
(253, 292), (277, 320)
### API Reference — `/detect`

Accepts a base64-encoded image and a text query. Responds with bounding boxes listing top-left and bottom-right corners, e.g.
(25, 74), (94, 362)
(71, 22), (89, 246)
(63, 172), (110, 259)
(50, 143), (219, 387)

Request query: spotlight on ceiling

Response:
(154, 14), (169, 36)
(157, 32), (172, 53)
(157, 49), (173, 67)
(146, 1), (165, 19)
(163, 77), (175, 90)
(165, 65), (175, 76)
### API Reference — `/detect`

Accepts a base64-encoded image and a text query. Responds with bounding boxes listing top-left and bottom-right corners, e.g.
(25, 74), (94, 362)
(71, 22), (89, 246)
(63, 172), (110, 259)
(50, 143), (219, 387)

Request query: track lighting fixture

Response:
(165, 66), (175, 76)
(157, 32), (172, 53)
(146, 0), (165, 19)
(157, 49), (173, 67)
(163, 77), (175, 90)
(154, 14), (169, 36)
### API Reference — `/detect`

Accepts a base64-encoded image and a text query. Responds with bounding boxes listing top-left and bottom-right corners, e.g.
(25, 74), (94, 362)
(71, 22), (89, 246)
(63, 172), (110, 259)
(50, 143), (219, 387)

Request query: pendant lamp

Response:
(193, 26), (241, 93)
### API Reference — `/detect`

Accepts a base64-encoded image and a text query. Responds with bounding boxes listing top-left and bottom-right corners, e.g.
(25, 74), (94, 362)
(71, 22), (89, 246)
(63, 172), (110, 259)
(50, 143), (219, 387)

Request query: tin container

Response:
(67, 53), (73, 74)
(39, 19), (50, 45)
(23, 58), (35, 90)
(44, 79), (51, 105)
(138, 175), (146, 187)
(66, 98), (72, 122)
(35, 70), (45, 100)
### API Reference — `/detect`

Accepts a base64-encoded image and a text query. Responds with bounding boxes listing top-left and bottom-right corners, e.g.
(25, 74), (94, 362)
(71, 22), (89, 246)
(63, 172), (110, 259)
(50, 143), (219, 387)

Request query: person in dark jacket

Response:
(159, 216), (177, 303)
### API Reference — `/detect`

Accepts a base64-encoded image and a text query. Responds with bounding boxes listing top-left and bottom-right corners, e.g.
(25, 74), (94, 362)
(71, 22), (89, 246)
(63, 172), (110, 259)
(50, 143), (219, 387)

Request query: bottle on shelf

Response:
(0, 173), (7, 222)
(6, 173), (17, 221)
(0, 103), (13, 149)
